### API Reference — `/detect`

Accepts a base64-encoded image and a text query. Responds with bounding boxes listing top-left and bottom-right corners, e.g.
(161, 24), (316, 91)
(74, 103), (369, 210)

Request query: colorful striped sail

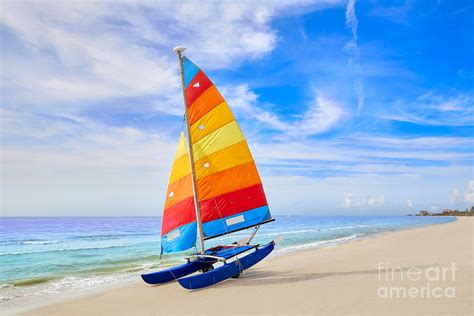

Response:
(182, 56), (272, 239)
(160, 132), (197, 254)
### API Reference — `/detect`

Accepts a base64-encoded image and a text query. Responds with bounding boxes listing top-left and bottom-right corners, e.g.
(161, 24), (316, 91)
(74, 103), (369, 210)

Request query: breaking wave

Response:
(279, 234), (365, 252)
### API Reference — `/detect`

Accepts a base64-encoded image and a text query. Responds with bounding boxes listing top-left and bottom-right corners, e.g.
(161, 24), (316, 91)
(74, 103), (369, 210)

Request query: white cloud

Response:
(1, 124), (177, 216)
(364, 194), (384, 207)
(380, 92), (474, 126)
(223, 84), (345, 137)
(343, 192), (353, 208)
(0, 0), (343, 106)
(378, 194), (385, 206)
(344, 0), (365, 115)
(341, 192), (384, 208)
(1, 2), (179, 108)
(407, 199), (413, 208)
(298, 92), (345, 135)
(449, 188), (461, 204)
(250, 136), (474, 170)
(356, 136), (474, 149)
(464, 180), (474, 203)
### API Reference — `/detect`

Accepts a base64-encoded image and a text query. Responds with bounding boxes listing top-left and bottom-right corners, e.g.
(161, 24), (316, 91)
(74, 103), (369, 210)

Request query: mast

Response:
(174, 46), (205, 255)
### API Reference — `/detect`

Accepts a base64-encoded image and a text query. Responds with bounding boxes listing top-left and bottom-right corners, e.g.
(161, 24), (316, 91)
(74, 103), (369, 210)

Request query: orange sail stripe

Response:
(190, 102), (235, 144)
(164, 173), (194, 209)
(188, 85), (224, 125)
(196, 161), (262, 201)
(194, 141), (253, 180)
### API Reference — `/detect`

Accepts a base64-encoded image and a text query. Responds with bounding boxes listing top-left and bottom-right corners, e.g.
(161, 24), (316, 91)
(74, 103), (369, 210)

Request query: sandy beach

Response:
(17, 217), (473, 315)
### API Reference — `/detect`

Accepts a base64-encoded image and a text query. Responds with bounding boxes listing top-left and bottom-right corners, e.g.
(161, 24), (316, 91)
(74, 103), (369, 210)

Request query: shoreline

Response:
(273, 215), (458, 256)
(10, 216), (473, 315)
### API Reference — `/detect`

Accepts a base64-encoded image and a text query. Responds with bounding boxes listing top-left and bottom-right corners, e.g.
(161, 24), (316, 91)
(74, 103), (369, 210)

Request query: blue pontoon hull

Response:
(178, 241), (275, 290)
(141, 258), (214, 285)
(141, 244), (256, 285)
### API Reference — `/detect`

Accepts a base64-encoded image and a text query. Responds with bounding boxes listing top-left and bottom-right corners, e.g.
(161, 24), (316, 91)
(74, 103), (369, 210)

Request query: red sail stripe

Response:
(161, 196), (196, 236)
(199, 183), (267, 223)
(185, 70), (213, 106)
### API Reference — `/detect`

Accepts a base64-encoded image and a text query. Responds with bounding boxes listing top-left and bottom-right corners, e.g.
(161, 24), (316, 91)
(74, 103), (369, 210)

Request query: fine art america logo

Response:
(377, 262), (457, 299)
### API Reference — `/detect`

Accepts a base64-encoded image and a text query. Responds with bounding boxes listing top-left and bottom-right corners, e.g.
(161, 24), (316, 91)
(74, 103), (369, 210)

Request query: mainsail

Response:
(161, 54), (272, 253)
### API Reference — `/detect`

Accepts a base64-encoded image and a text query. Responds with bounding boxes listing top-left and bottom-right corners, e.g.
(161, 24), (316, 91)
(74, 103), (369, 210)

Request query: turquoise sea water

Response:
(0, 215), (455, 308)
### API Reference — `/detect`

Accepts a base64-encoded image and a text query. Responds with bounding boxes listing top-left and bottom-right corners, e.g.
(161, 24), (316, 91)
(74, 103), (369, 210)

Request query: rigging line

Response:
(246, 225), (260, 245)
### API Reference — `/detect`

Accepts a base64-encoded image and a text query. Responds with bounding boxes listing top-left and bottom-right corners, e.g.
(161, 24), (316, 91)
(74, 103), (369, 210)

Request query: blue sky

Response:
(1, 0), (473, 216)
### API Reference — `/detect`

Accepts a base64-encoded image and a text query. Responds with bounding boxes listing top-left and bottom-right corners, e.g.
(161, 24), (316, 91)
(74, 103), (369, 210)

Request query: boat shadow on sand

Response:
(209, 264), (435, 288)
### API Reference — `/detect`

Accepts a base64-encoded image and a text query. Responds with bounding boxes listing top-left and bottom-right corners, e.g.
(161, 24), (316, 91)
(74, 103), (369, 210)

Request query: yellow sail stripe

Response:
(194, 141), (253, 180)
(192, 121), (244, 161)
(190, 101), (234, 144)
(174, 132), (188, 159)
(168, 153), (191, 184)
(164, 132), (193, 209)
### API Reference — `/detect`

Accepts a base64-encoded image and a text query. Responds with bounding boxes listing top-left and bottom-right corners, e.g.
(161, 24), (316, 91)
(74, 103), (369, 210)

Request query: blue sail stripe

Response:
(182, 57), (199, 88)
(161, 222), (197, 254)
(202, 206), (271, 238)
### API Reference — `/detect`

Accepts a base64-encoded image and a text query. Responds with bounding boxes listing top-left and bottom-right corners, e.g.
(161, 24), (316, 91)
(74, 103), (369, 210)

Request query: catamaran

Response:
(141, 47), (275, 289)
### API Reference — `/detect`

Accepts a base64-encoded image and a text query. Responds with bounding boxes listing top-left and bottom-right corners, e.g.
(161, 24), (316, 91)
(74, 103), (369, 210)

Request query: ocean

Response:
(0, 215), (454, 309)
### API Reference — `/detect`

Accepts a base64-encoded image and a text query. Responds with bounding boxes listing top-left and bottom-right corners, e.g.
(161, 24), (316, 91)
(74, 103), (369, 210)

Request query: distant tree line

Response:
(409, 206), (474, 217)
